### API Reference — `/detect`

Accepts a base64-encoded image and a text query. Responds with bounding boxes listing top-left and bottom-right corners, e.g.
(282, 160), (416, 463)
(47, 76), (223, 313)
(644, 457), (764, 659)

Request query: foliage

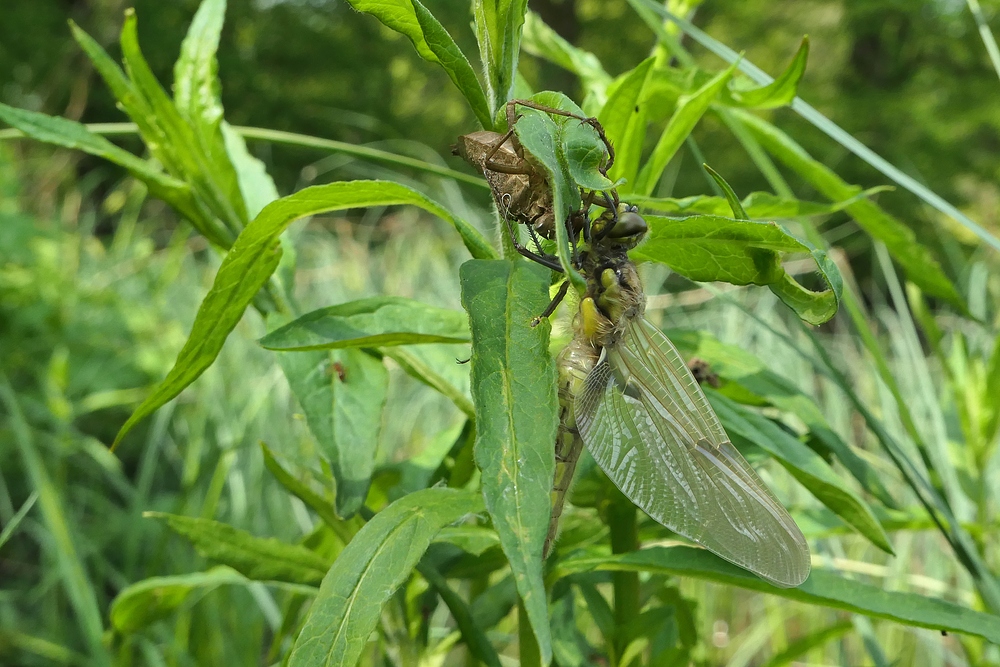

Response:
(2, 1), (1000, 666)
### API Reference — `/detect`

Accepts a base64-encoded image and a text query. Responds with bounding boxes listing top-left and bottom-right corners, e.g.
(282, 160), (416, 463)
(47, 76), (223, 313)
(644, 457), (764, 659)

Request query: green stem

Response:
(518, 600), (542, 667)
(0, 122), (490, 189)
(608, 494), (639, 663)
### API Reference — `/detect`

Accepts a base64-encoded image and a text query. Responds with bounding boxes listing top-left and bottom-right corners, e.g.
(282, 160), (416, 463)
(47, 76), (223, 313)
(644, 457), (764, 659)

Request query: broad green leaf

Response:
(460, 260), (558, 664)
(0, 103), (218, 243)
(709, 391), (893, 554)
(735, 110), (965, 311)
(631, 214), (791, 285)
(599, 57), (656, 187)
(724, 37), (809, 110)
(633, 214), (841, 323)
(287, 488), (483, 667)
(109, 566), (315, 634)
(344, 0), (492, 130)
(521, 12), (612, 104)
(557, 546), (1000, 643)
(512, 94), (589, 290)
(261, 297), (470, 351)
(632, 186), (892, 219)
(634, 60), (738, 196)
(173, 0), (247, 225)
(277, 348), (388, 518)
(667, 329), (897, 508)
(148, 512), (331, 585)
(113, 180), (492, 447)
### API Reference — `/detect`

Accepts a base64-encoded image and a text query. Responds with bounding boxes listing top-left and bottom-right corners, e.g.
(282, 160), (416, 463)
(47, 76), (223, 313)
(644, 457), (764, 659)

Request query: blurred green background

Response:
(2, 1), (1000, 665)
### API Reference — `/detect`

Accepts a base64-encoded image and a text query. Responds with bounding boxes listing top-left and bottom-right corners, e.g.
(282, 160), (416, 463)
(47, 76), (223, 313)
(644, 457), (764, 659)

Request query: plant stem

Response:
(608, 493), (639, 663)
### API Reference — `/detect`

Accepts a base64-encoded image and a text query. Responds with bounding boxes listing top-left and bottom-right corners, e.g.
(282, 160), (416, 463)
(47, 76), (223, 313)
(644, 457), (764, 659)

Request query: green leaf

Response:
(173, 0), (247, 225)
(735, 110), (965, 311)
(222, 122), (279, 220)
(344, 0), (492, 130)
(724, 37), (809, 110)
(113, 180), (492, 447)
(768, 252), (841, 326)
(287, 488), (483, 667)
(148, 512), (331, 585)
(521, 12), (612, 104)
(119, 11), (246, 233)
(667, 329), (897, 509)
(277, 348), (388, 518)
(474, 0), (529, 116)
(109, 566), (315, 634)
(460, 259), (558, 664)
(708, 391), (893, 554)
(558, 546), (1000, 644)
(260, 297), (470, 351)
(633, 213), (841, 323)
(631, 214), (792, 285)
(433, 525), (501, 556)
(0, 492), (37, 552)
(634, 60), (738, 196)
(511, 94), (589, 290)
(632, 186), (892, 219)
(599, 57), (656, 188)
(0, 103), (217, 242)
(704, 164), (749, 220)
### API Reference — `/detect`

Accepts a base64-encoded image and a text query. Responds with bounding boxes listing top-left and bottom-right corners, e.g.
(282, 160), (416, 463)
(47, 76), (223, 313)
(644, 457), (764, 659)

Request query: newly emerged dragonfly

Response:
(456, 102), (811, 587)
(549, 212), (811, 588)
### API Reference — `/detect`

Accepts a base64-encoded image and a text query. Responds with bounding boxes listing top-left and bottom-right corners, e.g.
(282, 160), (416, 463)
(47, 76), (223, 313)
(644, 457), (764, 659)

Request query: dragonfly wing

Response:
(576, 317), (810, 588)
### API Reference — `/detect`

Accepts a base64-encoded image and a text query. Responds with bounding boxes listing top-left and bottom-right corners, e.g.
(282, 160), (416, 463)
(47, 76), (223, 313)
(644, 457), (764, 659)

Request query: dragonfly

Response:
(547, 211), (811, 588)
(455, 103), (811, 588)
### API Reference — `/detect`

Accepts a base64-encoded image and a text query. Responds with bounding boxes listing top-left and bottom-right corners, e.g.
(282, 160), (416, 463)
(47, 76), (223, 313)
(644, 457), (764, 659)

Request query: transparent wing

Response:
(576, 317), (810, 587)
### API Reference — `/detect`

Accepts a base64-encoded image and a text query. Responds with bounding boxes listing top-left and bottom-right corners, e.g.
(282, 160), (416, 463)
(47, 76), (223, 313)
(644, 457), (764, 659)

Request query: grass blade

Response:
(0, 376), (110, 667)
(631, 0), (1000, 253)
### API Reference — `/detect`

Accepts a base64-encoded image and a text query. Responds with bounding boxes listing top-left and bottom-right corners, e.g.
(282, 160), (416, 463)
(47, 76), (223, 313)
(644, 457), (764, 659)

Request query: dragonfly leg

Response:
(505, 217), (563, 272)
(483, 128), (533, 175)
(531, 280), (570, 328)
(509, 99), (615, 175)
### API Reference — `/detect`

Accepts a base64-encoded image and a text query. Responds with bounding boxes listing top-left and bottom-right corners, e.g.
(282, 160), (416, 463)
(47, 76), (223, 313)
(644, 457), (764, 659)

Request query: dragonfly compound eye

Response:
(607, 211), (648, 239)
